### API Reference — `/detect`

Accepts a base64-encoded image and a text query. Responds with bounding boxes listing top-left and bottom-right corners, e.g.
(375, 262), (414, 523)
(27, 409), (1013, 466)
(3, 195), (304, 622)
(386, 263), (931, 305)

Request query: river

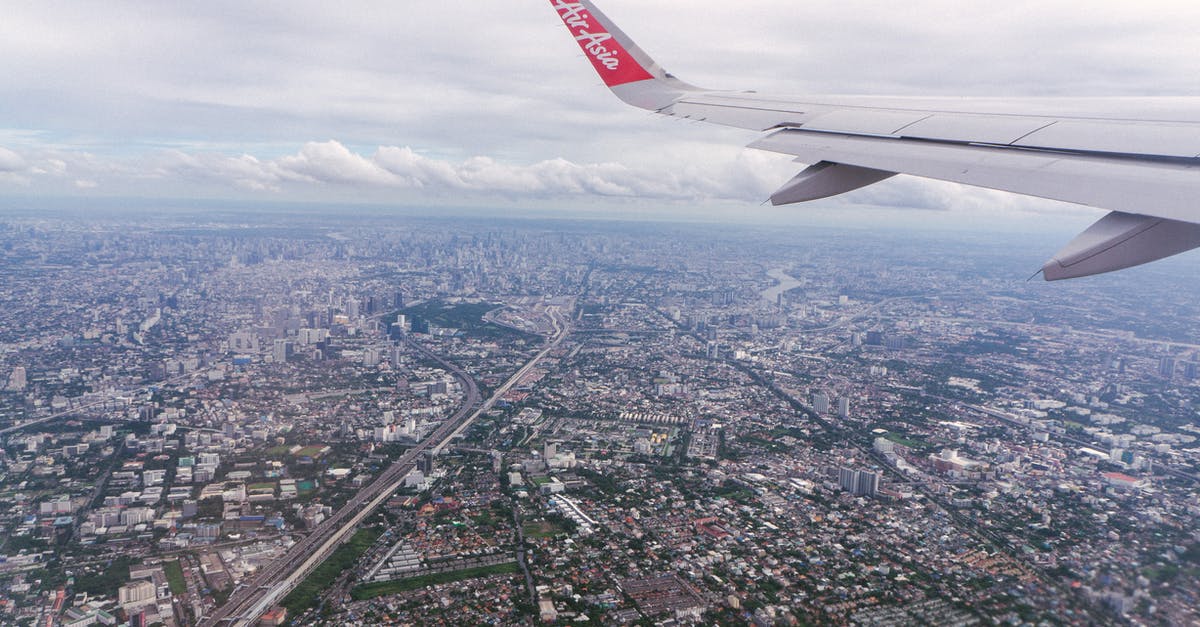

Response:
(761, 267), (801, 304)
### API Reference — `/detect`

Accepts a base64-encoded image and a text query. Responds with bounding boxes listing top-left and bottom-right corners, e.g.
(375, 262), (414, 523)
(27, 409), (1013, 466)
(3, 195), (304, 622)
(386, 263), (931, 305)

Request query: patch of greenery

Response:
(280, 527), (382, 617)
(523, 521), (564, 539)
(883, 433), (929, 450)
(350, 562), (520, 600)
(575, 468), (619, 495)
(395, 301), (538, 342)
(73, 556), (138, 597)
(163, 560), (187, 595)
(1142, 564), (1180, 583)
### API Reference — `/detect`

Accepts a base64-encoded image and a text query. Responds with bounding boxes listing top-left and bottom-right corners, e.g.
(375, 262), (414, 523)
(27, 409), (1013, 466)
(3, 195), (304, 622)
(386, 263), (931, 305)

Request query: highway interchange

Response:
(203, 308), (568, 626)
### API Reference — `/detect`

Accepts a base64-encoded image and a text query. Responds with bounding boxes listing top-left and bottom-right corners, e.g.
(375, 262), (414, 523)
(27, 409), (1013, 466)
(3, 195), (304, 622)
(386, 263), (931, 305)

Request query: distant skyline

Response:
(2, 1), (1198, 221)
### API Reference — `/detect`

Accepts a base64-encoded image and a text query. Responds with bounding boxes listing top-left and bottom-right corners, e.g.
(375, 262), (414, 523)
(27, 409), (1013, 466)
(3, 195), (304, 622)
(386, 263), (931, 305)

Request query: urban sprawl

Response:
(1, 211), (1199, 626)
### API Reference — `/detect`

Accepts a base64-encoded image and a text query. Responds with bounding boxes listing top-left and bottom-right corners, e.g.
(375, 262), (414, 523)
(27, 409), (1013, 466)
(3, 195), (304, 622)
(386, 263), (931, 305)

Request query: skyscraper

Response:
(812, 392), (830, 414)
(838, 467), (856, 493)
(837, 397), (851, 419)
(272, 340), (293, 364)
(838, 467), (879, 497)
(855, 471), (879, 497)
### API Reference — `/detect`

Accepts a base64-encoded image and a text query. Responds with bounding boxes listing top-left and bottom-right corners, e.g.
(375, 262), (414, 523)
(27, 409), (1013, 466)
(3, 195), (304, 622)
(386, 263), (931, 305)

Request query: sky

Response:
(1, 0), (1199, 228)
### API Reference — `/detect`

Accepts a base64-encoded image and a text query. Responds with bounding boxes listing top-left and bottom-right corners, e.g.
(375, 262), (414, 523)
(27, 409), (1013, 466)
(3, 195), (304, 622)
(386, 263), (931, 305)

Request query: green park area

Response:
(350, 562), (520, 600)
(280, 527), (382, 617)
(163, 560), (187, 595)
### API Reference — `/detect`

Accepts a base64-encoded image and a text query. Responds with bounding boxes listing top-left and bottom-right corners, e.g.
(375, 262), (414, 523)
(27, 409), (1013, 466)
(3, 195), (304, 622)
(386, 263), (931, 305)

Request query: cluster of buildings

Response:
(0, 212), (1198, 625)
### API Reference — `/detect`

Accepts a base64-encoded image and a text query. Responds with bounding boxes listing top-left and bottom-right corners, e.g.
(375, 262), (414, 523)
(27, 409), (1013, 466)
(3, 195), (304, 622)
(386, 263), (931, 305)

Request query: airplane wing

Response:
(549, 0), (1200, 280)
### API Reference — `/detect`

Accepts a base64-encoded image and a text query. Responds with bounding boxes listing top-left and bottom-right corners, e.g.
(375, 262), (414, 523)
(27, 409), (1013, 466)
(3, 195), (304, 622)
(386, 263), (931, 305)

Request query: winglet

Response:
(550, 0), (698, 110)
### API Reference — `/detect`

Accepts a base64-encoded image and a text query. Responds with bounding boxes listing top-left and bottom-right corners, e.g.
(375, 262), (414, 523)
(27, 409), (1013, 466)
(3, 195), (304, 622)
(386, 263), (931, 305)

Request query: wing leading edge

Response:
(549, 0), (1200, 280)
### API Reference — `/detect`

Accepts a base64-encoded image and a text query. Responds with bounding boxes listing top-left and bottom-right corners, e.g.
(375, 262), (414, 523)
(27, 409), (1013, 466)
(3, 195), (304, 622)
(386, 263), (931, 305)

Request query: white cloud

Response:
(150, 140), (783, 202)
(0, 147), (25, 172)
(0, 0), (1195, 217)
(277, 141), (396, 186)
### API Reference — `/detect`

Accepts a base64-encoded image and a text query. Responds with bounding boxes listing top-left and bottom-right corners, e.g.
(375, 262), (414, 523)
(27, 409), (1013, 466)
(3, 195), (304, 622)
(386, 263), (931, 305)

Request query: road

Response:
(203, 312), (569, 626)
(432, 305), (568, 455)
(200, 341), (481, 627)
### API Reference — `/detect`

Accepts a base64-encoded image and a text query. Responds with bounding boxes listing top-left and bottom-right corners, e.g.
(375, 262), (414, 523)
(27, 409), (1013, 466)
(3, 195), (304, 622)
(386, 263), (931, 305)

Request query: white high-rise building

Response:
(812, 392), (830, 414)
(118, 580), (156, 609)
(838, 467), (879, 497)
(7, 366), (26, 391)
(272, 339), (292, 363)
(838, 397), (851, 418)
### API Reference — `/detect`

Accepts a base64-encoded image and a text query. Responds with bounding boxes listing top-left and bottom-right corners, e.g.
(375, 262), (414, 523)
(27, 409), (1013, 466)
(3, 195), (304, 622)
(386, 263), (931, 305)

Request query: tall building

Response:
(6, 366), (26, 391)
(838, 467), (856, 492)
(1159, 356), (1177, 378)
(227, 331), (258, 353)
(420, 450), (435, 474)
(272, 339), (293, 363)
(837, 397), (851, 419)
(855, 471), (879, 497)
(118, 580), (156, 609)
(838, 467), (879, 497)
(543, 441), (558, 460)
(812, 392), (830, 414)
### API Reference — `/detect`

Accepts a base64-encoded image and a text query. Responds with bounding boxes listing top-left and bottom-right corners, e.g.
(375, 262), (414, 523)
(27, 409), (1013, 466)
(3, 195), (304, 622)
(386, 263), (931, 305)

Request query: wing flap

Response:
(1015, 120), (1200, 158)
(895, 114), (1056, 145)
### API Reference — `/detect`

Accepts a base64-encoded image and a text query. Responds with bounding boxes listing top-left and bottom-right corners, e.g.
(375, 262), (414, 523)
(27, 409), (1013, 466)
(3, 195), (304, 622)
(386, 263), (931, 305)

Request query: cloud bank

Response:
(0, 0), (1194, 220)
(144, 140), (792, 202)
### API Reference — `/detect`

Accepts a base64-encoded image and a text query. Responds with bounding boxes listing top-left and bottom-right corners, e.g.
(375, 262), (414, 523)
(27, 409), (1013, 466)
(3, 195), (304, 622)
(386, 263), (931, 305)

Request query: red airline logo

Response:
(552, 0), (654, 86)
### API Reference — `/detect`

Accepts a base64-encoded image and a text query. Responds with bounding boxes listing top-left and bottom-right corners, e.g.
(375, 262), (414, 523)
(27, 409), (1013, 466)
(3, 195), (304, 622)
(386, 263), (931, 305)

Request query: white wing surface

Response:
(549, 0), (1200, 280)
